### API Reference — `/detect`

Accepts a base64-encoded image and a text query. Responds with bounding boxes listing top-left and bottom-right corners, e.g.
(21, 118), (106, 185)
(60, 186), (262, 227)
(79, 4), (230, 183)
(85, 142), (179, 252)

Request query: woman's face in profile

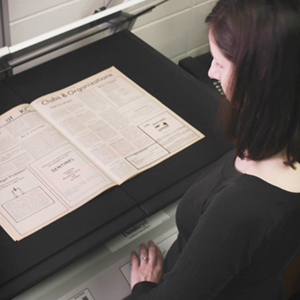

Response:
(208, 31), (234, 99)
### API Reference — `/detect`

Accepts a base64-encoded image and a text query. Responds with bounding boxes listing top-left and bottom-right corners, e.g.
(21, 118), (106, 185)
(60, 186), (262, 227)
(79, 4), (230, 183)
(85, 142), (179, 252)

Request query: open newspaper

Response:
(0, 67), (205, 241)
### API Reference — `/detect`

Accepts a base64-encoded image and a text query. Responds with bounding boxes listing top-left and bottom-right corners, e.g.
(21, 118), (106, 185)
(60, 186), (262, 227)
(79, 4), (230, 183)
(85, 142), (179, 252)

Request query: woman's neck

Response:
(234, 151), (300, 193)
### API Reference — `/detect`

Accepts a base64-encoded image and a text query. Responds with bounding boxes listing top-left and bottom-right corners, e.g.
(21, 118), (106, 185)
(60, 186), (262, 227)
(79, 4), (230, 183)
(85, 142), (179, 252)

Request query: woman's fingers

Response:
(141, 240), (163, 266)
(132, 241), (162, 267)
(139, 242), (148, 264)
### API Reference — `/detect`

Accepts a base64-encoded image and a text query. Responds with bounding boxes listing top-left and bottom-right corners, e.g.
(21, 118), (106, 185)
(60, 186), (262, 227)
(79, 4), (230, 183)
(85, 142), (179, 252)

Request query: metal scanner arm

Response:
(0, 0), (168, 79)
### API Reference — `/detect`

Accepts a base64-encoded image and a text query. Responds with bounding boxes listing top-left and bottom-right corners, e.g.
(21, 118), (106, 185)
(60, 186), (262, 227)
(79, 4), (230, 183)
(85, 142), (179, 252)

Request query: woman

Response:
(130, 0), (300, 299)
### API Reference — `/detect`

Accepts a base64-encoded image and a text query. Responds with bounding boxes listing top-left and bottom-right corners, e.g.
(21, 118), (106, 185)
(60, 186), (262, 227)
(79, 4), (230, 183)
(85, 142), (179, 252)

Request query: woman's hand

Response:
(130, 240), (163, 289)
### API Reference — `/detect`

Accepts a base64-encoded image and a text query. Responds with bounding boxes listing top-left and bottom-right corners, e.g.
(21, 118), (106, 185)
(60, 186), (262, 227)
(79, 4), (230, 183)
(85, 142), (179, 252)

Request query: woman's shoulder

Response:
(235, 153), (300, 193)
(205, 168), (300, 224)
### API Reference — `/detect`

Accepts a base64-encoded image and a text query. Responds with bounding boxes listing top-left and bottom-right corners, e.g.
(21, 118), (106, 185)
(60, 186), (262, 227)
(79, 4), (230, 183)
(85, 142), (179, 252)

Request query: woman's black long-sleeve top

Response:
(132, 150), (300, 300)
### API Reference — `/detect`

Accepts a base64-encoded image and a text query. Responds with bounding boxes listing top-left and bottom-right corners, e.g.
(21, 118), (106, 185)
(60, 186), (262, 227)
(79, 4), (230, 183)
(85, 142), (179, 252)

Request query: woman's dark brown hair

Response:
(206, 0), (300, 167)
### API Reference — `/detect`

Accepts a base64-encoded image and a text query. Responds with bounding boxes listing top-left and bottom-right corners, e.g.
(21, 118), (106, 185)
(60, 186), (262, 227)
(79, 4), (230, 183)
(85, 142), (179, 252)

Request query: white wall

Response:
(130, 0), (216, 63)
(5, 0), (217, 72)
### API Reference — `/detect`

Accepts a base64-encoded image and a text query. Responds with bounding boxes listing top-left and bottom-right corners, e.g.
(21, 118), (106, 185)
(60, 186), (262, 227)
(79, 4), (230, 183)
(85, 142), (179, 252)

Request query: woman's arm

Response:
(129, 188), (267, 300)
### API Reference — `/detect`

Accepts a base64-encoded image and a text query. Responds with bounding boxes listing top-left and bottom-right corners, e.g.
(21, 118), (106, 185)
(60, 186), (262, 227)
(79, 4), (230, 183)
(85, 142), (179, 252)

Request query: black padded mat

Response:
(0, 30), (232, 299)
(0, 81), (25, 115)
(4, 30), (232, 203)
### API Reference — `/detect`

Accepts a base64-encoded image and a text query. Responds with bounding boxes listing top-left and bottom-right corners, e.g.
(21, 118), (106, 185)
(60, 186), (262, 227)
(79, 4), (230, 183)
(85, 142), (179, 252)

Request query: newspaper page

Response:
(0, 104), (115, 241)
(31, 67), (205, 184)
